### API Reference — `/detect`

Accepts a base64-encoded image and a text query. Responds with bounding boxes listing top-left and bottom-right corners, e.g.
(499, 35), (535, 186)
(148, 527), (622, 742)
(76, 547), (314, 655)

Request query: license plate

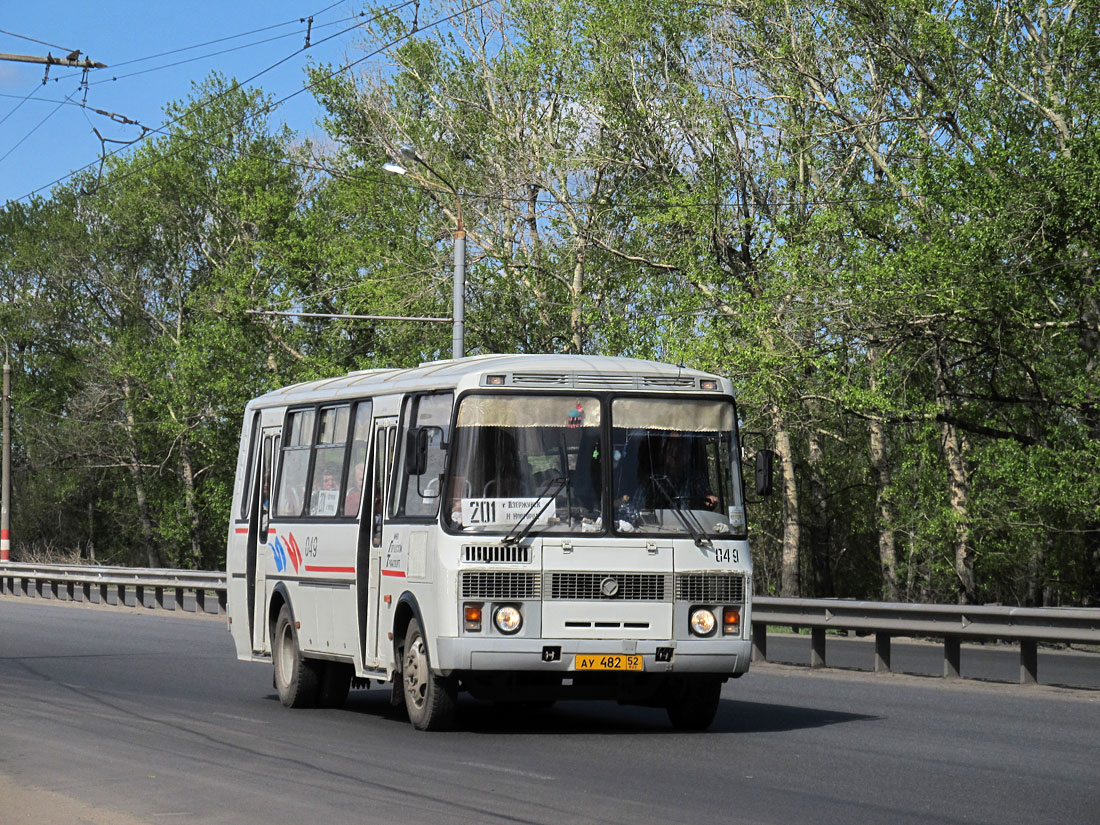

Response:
(573, 654), (644, 671)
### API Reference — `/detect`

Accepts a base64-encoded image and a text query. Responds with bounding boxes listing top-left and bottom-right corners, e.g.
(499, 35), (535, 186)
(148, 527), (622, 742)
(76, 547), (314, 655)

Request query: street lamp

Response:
(384, 149), (466, 360)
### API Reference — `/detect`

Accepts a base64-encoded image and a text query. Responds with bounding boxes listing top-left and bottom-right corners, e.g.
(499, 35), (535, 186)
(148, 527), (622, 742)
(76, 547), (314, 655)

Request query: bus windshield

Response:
(611, 398), (745, 538)
(444, 394), (603, 534)
(444, 393), (745, 538)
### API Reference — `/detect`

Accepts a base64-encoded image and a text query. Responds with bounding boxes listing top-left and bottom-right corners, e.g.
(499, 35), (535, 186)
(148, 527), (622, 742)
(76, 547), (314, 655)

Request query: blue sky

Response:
(0, 1), (397, 205)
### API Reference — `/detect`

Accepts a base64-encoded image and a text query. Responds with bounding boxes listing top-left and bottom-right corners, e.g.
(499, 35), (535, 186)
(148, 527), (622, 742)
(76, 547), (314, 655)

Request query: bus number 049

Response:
(715, 547), (738, 564)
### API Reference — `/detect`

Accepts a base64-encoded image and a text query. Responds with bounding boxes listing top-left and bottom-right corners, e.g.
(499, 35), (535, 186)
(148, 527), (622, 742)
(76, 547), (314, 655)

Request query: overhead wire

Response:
(0, 88), (81, 166)
(0, 82), (46, 129)
(0, 27), (75, 53)
(104, 0), (348, 70)
(85, 11), (371, 86)
(16, 0), (419, 200)
(18, 0), (485, 202)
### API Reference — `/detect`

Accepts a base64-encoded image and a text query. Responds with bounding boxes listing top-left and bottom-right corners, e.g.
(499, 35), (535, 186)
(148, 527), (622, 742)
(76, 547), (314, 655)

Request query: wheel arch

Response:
(268, 582), (292, 645)
(392, 591), (425, 667)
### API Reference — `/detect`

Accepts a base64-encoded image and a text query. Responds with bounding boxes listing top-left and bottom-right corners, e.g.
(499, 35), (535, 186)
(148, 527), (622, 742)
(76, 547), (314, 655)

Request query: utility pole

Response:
(1, 343), (10, 563)
(383, 148), (467, 359)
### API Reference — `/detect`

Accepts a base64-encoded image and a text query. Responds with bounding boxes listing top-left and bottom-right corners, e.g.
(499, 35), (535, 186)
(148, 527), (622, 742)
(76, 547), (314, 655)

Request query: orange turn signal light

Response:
(464, 603), (483, 632)
(723, 606), (741, 635)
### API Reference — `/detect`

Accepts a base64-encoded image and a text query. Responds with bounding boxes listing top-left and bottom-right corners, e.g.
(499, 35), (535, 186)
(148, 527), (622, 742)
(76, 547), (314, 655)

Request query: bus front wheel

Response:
(665, 676), (722, 731)
(273, 605), (321, 708)
(401, 619), (457, 731)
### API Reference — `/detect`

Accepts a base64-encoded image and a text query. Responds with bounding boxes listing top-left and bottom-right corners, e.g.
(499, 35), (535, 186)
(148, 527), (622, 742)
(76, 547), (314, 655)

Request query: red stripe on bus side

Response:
(0, 529), (9, 540)
(381, 569), (406, 578)
(304, 565), (355, 574)
(234, 527), (249, 535)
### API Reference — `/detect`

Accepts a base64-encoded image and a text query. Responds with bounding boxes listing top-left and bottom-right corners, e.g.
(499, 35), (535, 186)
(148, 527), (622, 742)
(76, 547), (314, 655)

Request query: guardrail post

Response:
(811, 627), (826, 668)
(154, 585), (165, 610)
(115, 583), (126, 606)
(217, 590), (227, 614)
(752, 622), (767, 662)
(874, 632), (891, 673)
(1019, 641), (1038, 685)
(944, 636), (961, 679)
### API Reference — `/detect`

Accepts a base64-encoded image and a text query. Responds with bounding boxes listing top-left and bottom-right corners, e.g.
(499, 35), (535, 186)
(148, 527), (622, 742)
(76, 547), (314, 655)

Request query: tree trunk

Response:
(1078, 275), (1100, 605)
(86, 498), (96, 563)
(179, 435), (203, 567)
(123, 377), (161, 568)
(868, 352), (898, 601)
(807, 427), (833, 597)
(936, 357), (975, 604)
(773, 406), (801, 597)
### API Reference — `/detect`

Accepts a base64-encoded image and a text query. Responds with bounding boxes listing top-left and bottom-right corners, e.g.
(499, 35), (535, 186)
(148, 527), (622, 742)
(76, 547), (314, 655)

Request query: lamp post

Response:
(384, 149), (465, 360)
(1, 335), (10, 562)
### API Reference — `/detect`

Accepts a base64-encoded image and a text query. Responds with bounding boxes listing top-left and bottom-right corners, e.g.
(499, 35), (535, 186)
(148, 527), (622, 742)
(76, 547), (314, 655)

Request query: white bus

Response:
(226, 354), (769, 730)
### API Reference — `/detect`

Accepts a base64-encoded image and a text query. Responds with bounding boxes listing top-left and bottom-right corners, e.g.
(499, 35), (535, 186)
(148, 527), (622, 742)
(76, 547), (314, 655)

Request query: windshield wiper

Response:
(650, 475), (711, 548)
(503, 475), (568, 545)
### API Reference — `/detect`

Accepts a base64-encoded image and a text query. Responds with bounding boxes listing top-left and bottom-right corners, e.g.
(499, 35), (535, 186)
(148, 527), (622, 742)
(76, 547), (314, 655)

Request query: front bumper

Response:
(434, 636), (751, 676)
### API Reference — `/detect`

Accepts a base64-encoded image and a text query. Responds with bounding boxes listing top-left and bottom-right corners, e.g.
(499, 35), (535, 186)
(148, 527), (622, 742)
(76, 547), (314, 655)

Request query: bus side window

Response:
(371, 424), (395, 547)
(258, 434), (274, 542)
(275, 409), (314, 517)
(397, 393), (453, 518)
(308, 405), (350, 517)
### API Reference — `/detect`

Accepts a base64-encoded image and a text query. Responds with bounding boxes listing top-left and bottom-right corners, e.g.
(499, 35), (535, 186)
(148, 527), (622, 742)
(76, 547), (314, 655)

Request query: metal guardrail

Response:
(0, 562), (226, 615)
(2, 563), (1098, 685)
(752, 597), (1100, 685)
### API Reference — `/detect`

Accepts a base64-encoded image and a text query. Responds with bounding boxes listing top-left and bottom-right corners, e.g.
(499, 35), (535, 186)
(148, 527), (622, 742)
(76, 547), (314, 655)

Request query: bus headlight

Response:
(690, 607), (717, 637)
(493, 605), (523, 635)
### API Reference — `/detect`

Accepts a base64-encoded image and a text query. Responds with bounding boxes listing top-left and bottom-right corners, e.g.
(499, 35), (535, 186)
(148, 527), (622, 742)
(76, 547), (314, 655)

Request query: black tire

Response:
(317, 662), (353, 709)
(401, 618), (457, 731)
(666, 676), (722, 731)
(272, 605), (321, 708)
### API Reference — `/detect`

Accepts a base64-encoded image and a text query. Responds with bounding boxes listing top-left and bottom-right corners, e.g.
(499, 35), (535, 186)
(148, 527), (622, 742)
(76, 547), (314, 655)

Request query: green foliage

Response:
(1, 2), (1097, 606)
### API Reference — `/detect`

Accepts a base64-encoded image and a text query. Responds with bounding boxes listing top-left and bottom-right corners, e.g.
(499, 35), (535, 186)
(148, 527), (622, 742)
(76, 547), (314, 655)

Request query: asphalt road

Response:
(1, 599), (1097, 825)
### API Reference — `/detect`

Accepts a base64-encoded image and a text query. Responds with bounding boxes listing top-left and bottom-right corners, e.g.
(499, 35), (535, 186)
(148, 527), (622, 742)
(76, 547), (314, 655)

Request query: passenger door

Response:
(358, 418), (396, 667)
(250, 427), (280, 653)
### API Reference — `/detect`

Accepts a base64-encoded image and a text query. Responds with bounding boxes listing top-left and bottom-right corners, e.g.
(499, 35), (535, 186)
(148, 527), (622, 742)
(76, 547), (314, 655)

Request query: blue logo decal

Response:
(272, 536), (287, 572)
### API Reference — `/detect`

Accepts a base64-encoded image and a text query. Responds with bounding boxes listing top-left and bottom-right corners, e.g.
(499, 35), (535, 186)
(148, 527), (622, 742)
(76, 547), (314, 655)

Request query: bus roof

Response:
(246, 354), (732, 409)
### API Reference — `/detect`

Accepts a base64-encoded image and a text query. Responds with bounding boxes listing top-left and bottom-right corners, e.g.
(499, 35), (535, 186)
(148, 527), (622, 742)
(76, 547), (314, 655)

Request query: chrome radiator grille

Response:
(462, 544), (530, 564)
(676, 573), (745, 603)
(548, 572), (670, 601)
(460, 571), (540, 599)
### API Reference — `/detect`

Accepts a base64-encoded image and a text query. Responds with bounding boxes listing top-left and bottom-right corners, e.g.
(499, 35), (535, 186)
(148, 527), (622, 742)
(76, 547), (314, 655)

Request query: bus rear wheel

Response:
(401, 619), (457, 731)
(273, 605), (321, 708)
(318, 662), (353, 708)
(665, 676), (722, 731)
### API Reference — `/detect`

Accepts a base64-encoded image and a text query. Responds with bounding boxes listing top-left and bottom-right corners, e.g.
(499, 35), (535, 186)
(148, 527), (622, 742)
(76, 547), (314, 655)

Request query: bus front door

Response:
(358, 418), (396, 668)
(250, 427), (280, 653)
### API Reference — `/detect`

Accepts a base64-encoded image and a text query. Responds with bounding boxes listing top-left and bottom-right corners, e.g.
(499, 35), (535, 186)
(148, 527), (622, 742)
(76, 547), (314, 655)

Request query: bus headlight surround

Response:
(690, 607), (717, 637)
(493, 605), (523, 635)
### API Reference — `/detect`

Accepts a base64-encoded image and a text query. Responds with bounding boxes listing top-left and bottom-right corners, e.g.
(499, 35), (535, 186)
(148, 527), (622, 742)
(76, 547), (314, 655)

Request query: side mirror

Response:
(406, 427), (428, 476)
(754, 449), (775, 497)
